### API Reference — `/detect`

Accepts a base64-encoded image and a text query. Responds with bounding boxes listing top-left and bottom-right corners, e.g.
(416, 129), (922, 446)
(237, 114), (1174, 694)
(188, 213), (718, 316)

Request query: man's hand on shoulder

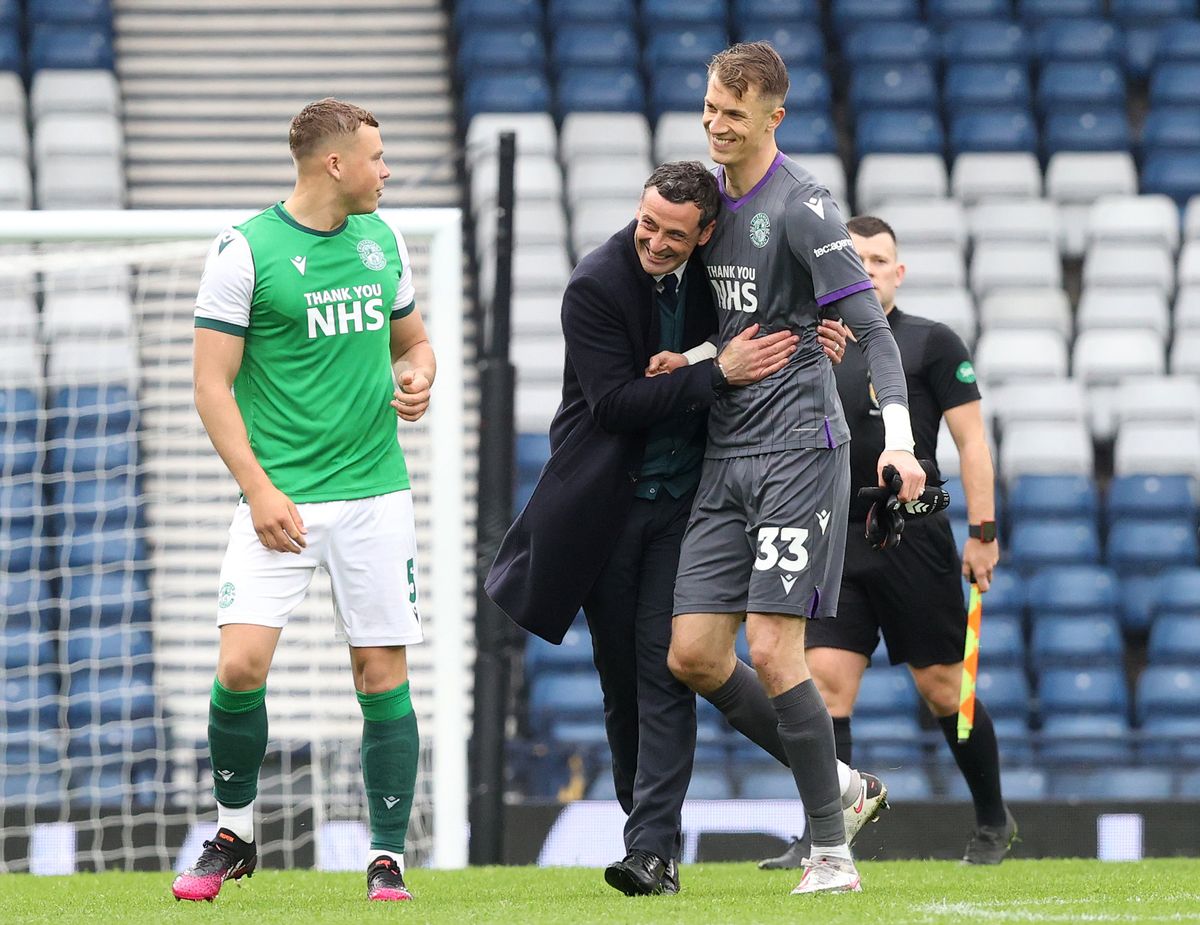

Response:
(877, 450), (926, 502)
(716, 324), (799, 386)
(392, 370), (431, 422)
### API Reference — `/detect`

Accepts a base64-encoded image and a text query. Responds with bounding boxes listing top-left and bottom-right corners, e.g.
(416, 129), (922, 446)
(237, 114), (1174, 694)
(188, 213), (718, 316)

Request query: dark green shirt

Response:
(635, 271), (707, 500)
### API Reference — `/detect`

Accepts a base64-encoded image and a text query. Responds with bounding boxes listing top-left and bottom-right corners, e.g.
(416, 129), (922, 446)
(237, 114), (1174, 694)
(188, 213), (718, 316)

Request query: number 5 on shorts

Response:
(753, 526), (810, 572)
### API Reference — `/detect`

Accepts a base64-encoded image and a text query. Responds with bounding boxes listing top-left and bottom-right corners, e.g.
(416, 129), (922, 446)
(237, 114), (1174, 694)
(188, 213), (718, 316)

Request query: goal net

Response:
(0, 209), (472, 873)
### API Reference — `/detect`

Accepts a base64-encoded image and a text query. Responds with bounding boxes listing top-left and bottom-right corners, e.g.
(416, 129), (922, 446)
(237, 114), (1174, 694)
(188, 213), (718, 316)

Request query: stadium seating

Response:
(1026, 564), (1118, 617)
(1031, 615), (1123, 670)
(1147, 615), (1200, 666)
(1039, 667), (1129, 716)
(1136, 666), (1200, 723)
(1049, 767), (1174, 800)
(1040, 714), (1134, 766)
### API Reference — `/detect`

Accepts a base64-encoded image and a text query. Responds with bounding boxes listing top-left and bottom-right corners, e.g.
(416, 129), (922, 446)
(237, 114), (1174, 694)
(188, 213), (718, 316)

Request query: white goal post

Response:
(0, 208), (470, 871)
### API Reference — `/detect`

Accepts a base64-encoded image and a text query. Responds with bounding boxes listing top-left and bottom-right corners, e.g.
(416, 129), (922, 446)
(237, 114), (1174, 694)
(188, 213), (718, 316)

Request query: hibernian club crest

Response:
(749, 212), (771, 248)
(357, 239), (387, 270)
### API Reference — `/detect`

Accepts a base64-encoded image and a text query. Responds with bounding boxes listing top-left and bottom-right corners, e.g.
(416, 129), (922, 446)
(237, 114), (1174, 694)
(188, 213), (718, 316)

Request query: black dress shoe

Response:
(662, 858), (679, 895)
(604, 849), (667, 896)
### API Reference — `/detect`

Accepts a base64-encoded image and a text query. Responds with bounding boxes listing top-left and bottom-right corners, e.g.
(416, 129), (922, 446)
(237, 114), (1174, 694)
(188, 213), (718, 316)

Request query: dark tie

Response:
(658, 273), (677, 306)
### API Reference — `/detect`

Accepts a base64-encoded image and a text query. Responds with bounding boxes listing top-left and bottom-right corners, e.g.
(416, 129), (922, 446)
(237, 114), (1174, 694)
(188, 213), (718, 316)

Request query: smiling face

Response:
(850, 231), (905, 313)
(633, 186), (715, 277)
(702, 74), (784, 171)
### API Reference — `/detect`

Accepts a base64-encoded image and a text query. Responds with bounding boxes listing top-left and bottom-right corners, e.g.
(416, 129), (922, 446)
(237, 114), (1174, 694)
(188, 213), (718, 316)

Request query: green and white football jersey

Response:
(194, 203), (416, 502)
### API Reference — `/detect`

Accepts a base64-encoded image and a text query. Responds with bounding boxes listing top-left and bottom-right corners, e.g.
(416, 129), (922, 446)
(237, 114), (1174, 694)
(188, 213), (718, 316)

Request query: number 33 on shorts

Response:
(754, 526), (810, 572)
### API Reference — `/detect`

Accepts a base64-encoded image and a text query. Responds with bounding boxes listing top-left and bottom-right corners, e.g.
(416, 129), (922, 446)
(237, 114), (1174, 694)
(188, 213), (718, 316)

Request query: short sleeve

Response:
(784, 191), (873, 307)
(194, 228), (254, 334)
(925, 323), (982, 412)
(390, 230), (416, 319)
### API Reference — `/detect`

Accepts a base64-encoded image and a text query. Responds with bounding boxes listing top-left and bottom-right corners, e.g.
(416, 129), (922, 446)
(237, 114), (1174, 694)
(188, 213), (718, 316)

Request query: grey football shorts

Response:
(673, 444), (850, 619)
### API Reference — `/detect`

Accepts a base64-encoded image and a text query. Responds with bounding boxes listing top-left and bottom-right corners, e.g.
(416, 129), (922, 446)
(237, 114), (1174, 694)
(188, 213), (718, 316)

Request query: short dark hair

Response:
(643, 161), (720, 228)
(289, 98), (379, 159)
(847, 215), (897, 244)
(708, 42), (790, 107)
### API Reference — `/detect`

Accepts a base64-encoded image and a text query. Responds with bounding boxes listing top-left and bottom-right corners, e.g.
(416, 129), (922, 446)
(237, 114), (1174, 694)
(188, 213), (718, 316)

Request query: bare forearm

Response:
(392, 340), (436, 386)
(194, 382), (273, 497)
(958, 440), (996, 523)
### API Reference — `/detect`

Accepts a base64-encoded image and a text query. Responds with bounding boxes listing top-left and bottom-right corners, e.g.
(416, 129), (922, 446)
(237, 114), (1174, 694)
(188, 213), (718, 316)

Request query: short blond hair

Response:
(708, 42), (790, 107)
(288, 98), (379, 159)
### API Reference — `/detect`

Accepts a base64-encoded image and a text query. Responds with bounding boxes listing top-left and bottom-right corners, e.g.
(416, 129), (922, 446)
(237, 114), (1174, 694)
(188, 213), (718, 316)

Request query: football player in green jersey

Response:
(174, 99), (433, 904)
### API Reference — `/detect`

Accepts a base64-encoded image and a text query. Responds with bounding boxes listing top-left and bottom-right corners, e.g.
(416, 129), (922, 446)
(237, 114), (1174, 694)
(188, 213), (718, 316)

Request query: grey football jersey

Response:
(702, 154), (902, 457)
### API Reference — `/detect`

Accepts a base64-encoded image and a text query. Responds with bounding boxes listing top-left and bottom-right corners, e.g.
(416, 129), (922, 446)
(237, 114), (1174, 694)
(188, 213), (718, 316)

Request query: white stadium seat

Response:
(856, 154), (948, 212)
(560, 112), (652, 163)
(990, 377), (1086, 432)
(898, 244), (966, 291)
(971, 243), (1062, 299)
(566, 155), (652, 209)
(974, 328), (1068, 386)
(787, 154), (848, 209)
(465, 112), (557, 166)
(897, 288), (976, 346)
(969, 199), (1058, 251)
(1076, 288), (1170, 338)
(951, 152), (1041, 204)
(1114, 421), (1200, 478)
(878, 199), (968, 253)
(1086, 194), (1181, 253)
(1082, 244), (1175, 298)
(654, 112), (710, 164)
(977, 289), (1072, 339)
(1072, 329), (1165, 386)
(999, 420), (1094, 483)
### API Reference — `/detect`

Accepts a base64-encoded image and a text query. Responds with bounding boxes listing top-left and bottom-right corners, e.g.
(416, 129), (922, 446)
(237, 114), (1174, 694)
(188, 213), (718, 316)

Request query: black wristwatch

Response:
(969, 521), (997, 543)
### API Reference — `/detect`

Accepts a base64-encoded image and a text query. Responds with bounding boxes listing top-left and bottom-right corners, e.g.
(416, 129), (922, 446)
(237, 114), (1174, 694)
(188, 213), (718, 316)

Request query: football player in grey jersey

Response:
(665, 42), (926, 895)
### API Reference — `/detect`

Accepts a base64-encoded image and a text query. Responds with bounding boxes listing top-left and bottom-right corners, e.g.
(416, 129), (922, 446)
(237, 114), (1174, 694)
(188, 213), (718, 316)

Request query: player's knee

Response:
(216, 658), (269, 691)
(915, 674), (960, 717)
(667, 642), (716, 692)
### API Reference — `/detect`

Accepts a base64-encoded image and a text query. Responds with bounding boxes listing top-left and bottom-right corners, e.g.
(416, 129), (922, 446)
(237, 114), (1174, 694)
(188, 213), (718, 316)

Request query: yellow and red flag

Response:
(957, 583), (982, 743)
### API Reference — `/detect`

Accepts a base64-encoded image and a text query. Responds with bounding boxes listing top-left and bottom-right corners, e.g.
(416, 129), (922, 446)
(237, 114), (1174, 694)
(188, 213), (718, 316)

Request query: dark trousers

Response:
(583, 491), (697, 862)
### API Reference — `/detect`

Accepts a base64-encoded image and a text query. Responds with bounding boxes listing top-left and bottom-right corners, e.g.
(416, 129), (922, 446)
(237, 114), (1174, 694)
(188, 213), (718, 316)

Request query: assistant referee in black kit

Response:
(760, 215), (1016, 869)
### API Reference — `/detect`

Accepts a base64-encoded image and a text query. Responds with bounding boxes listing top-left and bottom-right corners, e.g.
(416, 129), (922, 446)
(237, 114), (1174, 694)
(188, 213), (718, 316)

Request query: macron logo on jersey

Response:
(291, 256), (307, 276)
(804, 195), (825, 220)
(217, 232), (236, 255)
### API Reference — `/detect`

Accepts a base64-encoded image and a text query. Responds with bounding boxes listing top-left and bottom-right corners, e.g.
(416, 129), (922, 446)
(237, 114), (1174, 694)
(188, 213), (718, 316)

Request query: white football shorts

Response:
(214, 489), (424, 647)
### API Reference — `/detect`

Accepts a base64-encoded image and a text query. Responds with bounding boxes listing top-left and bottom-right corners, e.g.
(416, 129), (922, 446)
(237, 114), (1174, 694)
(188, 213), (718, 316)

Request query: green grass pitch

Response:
(5, 860), (1200, 925)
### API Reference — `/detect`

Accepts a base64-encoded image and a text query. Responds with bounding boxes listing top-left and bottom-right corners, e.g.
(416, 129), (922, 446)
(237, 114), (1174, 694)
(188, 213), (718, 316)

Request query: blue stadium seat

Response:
(1041, 715), (1132, 763)
(1140, 715), (1200, 762)
(0, 479), (40, 527)
(1147, 616), (1200, 666)
(1182, 769), (1200, 797)
(1034, 19), (1122, 65)
(62, 569), (152, 629)
(1118, 575), (1158, 635)
(1006, 519), (1100, 571)
(525, 614), (593, 674)
(738, 763), (798, 799)
(735, 23), (824, 66)
(456, 28), (545, 78)
(0, 576), (53, 630)
(856, 110), (944, 157)
(648, 65), (708, 119)
(67, 721), (160, 765)
(556, 67), (644, 117)
(875, 766), (933, 800)
(0, 0), (19, 26)
(1151, 568), (1200, 621)
(1150, 63), (1200, 108)
(688, 764), (735, 800)
(1039, 667), (1128, 716)
(544, 717), (607, 746)
(1049, 766), (1173, 800)
(982, 570), (1026, 622)
(516, 433), (550, 479)
(528, 671), (604, 733)
(1137, 666), (1200, 722)
(3, 675), (59, 730)
(1110, 0), (1198, 22)
(1026, 565), (1119, 617)
(1030, 615), (1123, 670)
(993, 717), (1036, 765)
(943, 64), (1032, 115)
(462, 72), (552, 122)
(1141, 109), (1200, 153)
(1019, 0), (1103, 20)
(732, 0), (818, 21)
(59, 527), (147, 569)
(454, 0), (540, 31)
(843, 22), (937, 66)
(28, 24), (114, 71)
(2, 770), (66, 806)
(46, 473), (139, 533)
(926, 0), (1010, 22)
(2, 625), (55, 671)
(1036, 63), (1125, 116)
(979, 614), (1024, 669)
(1107, 475), (1198, 525)
(641, 0), (727, 29)
(45, 431), (136, 478)
(850, 63), (938, 113)
(0, 387), (41, 475)
(831, 0), (920, 37)
(0, 27), (19, 73)
(642, 27), (728, 70)
(774, 111), (837, 154)
(1007, 475), (1098, 524)
(64, 625), (153, 668)
(992, 766), (1048, 800)
(65, 670), (157, 727)
(551, 25), (638, 71)
(26, 0), (113, 27)
(949, 110), (1038, 155)
(1043, 110), (1132, 155)
(47, 383), (137, 438)
(1155, 20), (1200, 64)
(585, 772), (616, 799)
(782, 66), (833, 111)
(1142, 151), (1200, 209)
(975, 667), (1032, 721)
(1, 520), (48, 574)
(854, 667), (919, 717)
(855, 716), (926, 766)
(942, 21), (1029, 65)
(1107, 519), (1199, 575)
(546, 0), (634, 28)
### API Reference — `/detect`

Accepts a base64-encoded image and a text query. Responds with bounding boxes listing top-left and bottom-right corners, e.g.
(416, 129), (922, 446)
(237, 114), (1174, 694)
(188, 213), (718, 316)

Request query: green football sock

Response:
(358, 682), (419, 854)
(208, 678), (268, 809)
